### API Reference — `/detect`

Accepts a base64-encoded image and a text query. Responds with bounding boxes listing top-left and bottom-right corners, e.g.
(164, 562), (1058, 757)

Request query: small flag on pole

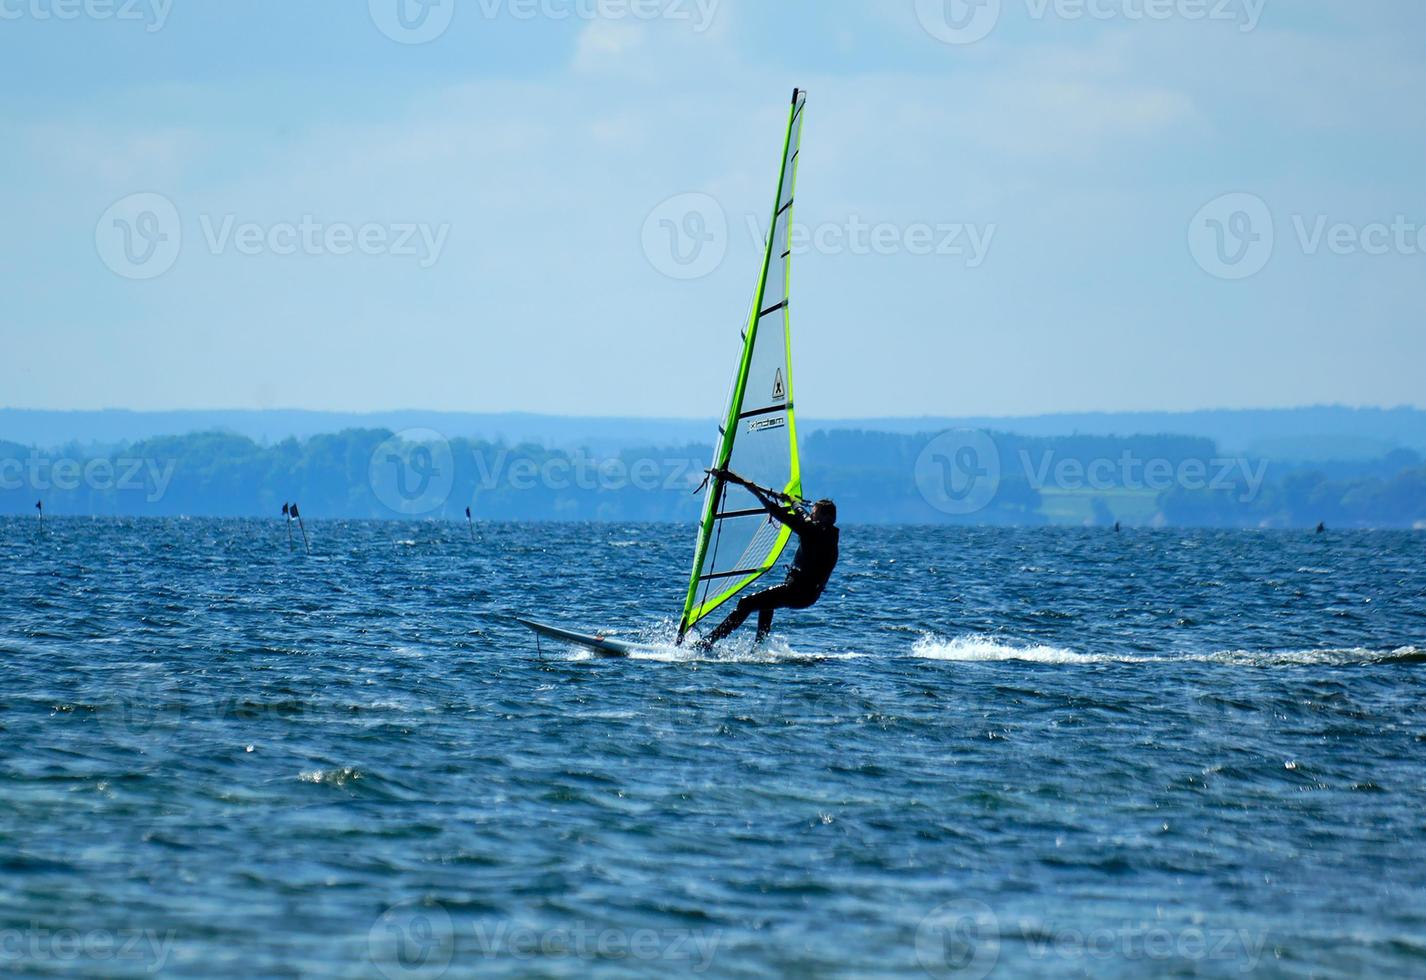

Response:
(291, 502), (310, 554)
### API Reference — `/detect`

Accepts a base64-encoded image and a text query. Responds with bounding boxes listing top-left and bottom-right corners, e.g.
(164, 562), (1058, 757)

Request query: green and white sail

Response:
(679, 88), (807, 642)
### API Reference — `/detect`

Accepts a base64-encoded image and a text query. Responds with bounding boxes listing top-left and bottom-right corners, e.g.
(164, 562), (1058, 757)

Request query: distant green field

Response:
(1037, 489), (1163, 526)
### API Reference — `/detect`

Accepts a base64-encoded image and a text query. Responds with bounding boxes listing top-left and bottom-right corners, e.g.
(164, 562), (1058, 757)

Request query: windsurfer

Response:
(697, 469), (839, 649)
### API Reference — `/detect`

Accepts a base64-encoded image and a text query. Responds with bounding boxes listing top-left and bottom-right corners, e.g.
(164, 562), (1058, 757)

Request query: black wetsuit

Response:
(702, 498), (839, 647)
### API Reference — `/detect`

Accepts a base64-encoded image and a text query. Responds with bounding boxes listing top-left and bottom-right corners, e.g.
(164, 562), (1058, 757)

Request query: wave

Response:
(537, 625), (866, 664)
(1200, 646), (1425, 667)
(626, 637), (864, 664)
(911, 635), (1423, 667)
(912, 635), (1134, 665)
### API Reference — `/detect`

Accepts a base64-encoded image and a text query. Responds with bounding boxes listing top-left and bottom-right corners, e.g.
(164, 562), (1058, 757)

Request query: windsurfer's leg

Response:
(701, 586), (789, 649)
(760, 584), (821, 643)
(702, 603), (750, 648)
(755, 607), (775, 644)
(746, 586), (798, 645)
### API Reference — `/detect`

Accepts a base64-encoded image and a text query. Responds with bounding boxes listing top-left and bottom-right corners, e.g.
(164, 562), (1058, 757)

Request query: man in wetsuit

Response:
(698, 469), (839, 649)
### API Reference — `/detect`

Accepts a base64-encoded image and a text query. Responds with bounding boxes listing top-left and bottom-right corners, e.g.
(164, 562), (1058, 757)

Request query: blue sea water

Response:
(1, 519), (1424, 978)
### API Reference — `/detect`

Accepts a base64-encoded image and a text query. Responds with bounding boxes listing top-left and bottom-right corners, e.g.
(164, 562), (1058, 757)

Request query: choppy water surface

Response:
(2, 519), (1423, 977)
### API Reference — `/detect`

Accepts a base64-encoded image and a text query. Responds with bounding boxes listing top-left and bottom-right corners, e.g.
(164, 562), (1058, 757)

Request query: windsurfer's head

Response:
(811, 499), (837, 526)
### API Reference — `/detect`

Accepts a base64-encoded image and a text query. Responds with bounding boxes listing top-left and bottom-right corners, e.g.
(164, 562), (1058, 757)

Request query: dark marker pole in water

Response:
(35, 500), (43, 525)
(291, 502), (310, 554)
(282, 502), (293, 551)
(465, 505), (474, 542)
(1316, 521), (1326, 534)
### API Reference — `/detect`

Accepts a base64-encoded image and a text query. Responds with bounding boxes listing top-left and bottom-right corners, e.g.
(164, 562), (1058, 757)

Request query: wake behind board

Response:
(516, 618), (652, 659)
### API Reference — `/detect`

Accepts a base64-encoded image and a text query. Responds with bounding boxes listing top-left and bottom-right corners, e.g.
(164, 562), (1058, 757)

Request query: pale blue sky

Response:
(2, 0), (1423, 418)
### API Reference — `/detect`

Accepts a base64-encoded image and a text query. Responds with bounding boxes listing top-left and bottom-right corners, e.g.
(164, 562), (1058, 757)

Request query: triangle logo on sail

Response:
(771, 369), (786, 401)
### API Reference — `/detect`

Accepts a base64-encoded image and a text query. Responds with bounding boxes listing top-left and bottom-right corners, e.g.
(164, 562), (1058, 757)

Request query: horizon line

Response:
(3, 403), (1424, 421)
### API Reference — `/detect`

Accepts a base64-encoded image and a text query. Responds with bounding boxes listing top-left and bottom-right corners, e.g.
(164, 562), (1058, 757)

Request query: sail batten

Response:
(678, 89), (808, 642)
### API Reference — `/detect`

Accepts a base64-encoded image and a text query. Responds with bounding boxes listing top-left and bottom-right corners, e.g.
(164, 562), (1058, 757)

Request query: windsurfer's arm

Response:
(713, 469), (806, 530)
(750, 484), (797, 524)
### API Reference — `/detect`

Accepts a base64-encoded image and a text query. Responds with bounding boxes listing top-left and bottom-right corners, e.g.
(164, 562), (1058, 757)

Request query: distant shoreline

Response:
(4, 405), (1425, 456)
